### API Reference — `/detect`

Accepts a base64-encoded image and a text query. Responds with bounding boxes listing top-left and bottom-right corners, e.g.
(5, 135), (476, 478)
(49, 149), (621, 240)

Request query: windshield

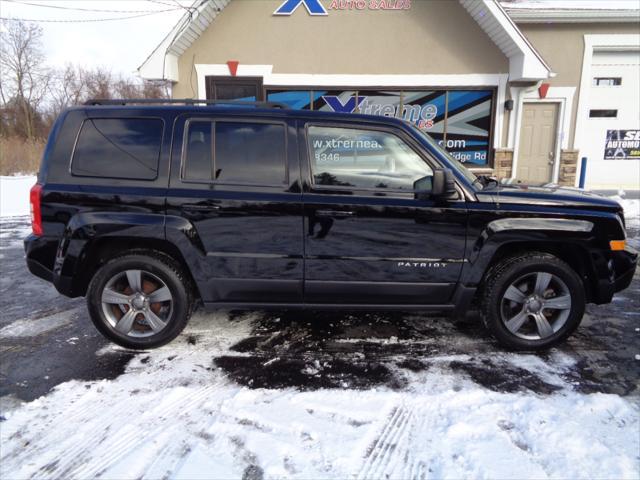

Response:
(409, 124), (480, 188)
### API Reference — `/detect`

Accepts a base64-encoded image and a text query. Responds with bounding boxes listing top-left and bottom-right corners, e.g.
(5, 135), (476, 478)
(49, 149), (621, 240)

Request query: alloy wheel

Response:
(100, 269), (173, 337)
(500, 271), (572, 340)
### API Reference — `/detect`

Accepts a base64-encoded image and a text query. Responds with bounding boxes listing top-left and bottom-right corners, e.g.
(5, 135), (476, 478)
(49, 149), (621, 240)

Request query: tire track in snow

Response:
(357, 404), (414, 480)
(1, 382), (222, 479)
(62, 383), (222, 479)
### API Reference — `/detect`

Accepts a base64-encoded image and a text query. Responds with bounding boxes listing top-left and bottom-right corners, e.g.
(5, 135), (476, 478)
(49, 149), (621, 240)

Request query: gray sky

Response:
(0, 0), (189, 78)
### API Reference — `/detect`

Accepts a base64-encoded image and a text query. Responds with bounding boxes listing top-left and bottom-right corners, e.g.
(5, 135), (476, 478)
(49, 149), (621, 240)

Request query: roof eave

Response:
(506, 9), (640, 23)
(460, 0), (552, 81)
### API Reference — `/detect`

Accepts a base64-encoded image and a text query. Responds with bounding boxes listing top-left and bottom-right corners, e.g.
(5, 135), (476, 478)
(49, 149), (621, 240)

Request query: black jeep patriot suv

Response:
(25, 99), (637, 350)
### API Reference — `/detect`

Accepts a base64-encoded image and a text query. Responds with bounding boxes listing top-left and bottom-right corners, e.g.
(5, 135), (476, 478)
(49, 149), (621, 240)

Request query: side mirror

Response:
(414, 168), (457, 200)
(432, 168), (457, 198)
(413, 175), (433, 200)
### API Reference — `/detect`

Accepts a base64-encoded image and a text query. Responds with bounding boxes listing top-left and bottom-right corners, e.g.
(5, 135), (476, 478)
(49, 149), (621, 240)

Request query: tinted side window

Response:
(72, 118), (163, 180)
(183, 121), (286, 185)
(307, 126), (433, 190)
(215, 122), (286, 185)
(184, 121), (213, 181)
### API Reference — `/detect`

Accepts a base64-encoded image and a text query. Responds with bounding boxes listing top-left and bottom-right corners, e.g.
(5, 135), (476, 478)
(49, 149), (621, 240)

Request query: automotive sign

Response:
(604, 130), (640, 160)
(267, 89), (494, 166)
(274, 0), (412, 15)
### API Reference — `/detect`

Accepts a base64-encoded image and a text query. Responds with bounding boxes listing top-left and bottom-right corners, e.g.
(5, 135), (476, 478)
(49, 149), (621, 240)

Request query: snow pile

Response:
(0, 312), (638, 480)
(616, 197), (640, 230)
(0, 175), (35, 217)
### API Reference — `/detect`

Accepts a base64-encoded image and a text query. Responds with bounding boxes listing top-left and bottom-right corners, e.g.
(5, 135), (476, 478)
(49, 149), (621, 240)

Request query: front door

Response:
(301, 123), (468, 305)
(167, 114), (303, 304)
(516, 102), (559, 183)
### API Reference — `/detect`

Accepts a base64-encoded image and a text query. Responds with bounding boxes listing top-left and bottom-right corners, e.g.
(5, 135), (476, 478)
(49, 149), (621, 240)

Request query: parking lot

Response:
(1, 214), (639, 479)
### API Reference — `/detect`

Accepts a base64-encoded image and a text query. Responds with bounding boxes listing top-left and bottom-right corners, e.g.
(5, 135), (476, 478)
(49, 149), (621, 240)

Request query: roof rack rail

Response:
(83, 98), (289, 109)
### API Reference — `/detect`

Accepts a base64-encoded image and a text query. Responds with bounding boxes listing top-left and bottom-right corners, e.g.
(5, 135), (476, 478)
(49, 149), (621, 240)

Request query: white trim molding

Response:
(504, 7), (640, 24)
(460, 0), (552, 81)
(140, 0), (552, 83)
(573, 34), (640, 186)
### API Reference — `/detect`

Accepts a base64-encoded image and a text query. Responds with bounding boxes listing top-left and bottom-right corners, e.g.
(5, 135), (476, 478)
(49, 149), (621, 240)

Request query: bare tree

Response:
(0, 20), (51, 138)
(142, 80), (171, 99)
(82, 67), (113, 100)
(47, 64), (86, 119)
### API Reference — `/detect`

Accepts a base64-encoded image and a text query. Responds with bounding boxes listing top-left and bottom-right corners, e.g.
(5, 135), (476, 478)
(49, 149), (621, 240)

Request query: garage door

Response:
(582, 50), (640, 190)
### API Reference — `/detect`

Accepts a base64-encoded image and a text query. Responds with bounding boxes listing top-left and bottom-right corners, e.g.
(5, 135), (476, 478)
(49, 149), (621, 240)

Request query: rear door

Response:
(167, 113), (303, 304)
(300, 122), (468, 306)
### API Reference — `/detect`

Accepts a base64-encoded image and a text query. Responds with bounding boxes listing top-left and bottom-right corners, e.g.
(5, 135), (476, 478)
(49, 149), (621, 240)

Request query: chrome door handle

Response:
(316, 210), (355, 218)
(182, 204), (221, 211)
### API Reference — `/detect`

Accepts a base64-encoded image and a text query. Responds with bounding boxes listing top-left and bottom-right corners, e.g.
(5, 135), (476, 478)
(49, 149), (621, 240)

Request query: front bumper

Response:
(593, 246), (638, 304)
(612, 247), (637, 292)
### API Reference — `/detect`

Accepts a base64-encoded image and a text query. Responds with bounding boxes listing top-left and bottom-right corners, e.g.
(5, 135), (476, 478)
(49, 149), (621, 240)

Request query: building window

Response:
(267, 88), (494, 167)
(589, 109), (618, 118)
(71, 118), (163, 180)
(593, 77), (622, 86)
(183, 120), (286, 185)
(205, 76), (264, 102)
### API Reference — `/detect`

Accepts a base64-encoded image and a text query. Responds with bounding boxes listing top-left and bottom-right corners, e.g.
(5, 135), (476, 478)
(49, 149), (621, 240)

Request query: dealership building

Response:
(139, 0), (640, 189)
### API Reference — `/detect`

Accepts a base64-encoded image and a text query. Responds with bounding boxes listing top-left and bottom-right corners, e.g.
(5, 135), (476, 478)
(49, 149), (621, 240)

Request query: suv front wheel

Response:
(480, 252), (586, 350)
(87, 252), (193, 349)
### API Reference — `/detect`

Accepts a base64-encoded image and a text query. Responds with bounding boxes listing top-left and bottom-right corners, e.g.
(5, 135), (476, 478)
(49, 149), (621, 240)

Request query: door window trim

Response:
(303, 122), (444, 196)
(180, 117), (289, 188)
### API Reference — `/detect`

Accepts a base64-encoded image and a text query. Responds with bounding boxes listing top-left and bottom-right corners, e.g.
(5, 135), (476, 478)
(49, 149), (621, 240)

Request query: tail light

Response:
(30, 183), (43, 236)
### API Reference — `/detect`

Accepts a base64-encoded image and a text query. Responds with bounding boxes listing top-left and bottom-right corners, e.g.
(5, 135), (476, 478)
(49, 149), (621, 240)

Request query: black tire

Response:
(86, 251), (193, 349)
(480, 252), (585, 351)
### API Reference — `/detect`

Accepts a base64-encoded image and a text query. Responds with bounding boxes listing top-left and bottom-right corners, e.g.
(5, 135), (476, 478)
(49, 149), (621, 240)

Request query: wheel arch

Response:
(73, 238), (202, 300)
(477, 241), (597, 302)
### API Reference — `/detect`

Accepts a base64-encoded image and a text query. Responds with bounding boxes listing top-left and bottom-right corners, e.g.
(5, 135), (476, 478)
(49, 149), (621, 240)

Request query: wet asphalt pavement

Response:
(1, 216), (639, 407)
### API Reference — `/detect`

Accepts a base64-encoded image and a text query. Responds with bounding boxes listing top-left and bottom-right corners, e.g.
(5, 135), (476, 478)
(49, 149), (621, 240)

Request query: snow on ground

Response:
(1, 311), (638, 480)
(0, 309), (75, 338)
(0, 175), (35, 217)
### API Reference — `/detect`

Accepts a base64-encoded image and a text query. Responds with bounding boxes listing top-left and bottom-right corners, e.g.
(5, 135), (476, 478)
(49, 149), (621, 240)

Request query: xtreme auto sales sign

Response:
(274, 0), (411, 15)
(604, 130), (640, 160)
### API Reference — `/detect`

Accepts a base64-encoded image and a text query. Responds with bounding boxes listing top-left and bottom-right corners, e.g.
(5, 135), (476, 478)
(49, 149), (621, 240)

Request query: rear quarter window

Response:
(71, 118), (163, 180)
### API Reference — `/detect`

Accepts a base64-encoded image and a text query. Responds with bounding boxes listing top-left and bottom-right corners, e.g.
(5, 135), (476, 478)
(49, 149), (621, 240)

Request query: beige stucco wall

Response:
(519, 22), (640, 148)
(172, 0), (509, 98)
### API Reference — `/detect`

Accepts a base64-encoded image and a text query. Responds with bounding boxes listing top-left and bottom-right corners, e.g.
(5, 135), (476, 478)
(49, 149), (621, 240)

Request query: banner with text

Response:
(267, 88), (493, 166)
(604, 130), (640, 160)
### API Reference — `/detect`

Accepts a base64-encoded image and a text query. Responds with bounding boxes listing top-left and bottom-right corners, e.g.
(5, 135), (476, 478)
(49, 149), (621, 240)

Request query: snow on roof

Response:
(501, 0), (640, 22)
(501, 0), (639, 10)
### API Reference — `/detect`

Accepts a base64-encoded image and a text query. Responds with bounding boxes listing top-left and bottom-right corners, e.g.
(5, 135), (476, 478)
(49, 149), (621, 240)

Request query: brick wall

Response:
(494, 148), (514, 180)
(559, 149), (579, 186)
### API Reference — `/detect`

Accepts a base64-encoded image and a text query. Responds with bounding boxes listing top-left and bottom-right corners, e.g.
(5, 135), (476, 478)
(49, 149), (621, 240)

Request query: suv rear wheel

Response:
(480, 252), (585, 350)
(87, 252), (192, 349)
